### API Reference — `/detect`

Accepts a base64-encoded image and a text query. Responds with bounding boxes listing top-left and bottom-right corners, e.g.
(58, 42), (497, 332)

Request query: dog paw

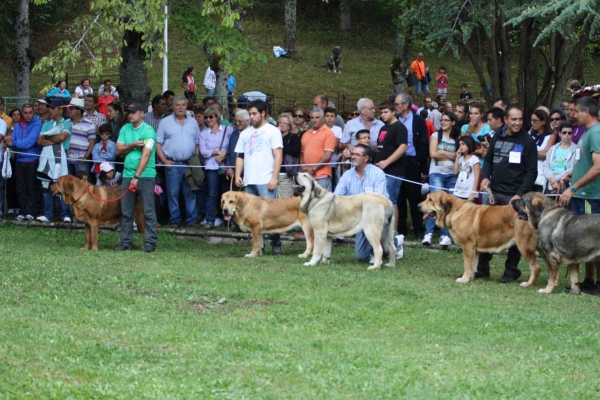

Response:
(245, 253), (258, 258)
(320, 258), (330, 264)
(456, 277), (471, 283)
(570, 287), (581, 295)
(520, 281), (532, 288)
(385, 262), (396, 268)
(538, 288), (553, 294)
(367, 264), (381, 270)
(80, 247), (88, 251)
(303, 261), (316, 267)
(297, 253), (309, 259)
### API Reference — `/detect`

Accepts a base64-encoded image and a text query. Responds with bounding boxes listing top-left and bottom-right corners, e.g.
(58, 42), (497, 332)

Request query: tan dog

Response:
(51, 175), (146, 251)
(295, 172), (395, 270)
(419, 191), (539, 284)
(220, 191), (314, 258)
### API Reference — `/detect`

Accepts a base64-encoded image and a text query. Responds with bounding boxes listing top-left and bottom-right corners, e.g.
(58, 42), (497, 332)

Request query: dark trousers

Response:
(120, 178), (158, 249)
(15, 161), (39, 216)
(478, 191), (521, 277)
(397, 156), (424, 237)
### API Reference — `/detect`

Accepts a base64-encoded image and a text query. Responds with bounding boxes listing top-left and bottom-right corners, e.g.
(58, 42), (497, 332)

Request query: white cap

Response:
(99, 162), (114, 173)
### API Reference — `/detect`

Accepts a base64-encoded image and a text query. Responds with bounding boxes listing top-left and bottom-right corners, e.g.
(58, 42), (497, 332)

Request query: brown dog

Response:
(221, 191), (314, 258)
(51, 175), (146, 251)
(419, 191), (540, 284)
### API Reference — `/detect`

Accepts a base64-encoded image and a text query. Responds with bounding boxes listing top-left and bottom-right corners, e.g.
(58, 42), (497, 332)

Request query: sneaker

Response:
(200, 219), (208, 226)
(272, 245), (285, 256)
(25, 214), (34, 221)
(395, 234), (405, 260)
(36, 216), (50, 223)
(214, 218), (224, 227)
(8, 208), (15, 215)
(500, 270), (522, 284)
(15, 215), (25, 221)
(422, 233), (433, 246)
(114, 245), (133, 251)
(169, 223), (180, 229)
(63, 216), (72, 223)
(439, 235), (452, 247)
(141, 245), (156, 253)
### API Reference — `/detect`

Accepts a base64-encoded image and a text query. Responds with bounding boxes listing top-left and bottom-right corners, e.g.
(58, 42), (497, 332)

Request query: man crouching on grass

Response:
(334, 144), (405, 262)
(115, 103), (159, 253)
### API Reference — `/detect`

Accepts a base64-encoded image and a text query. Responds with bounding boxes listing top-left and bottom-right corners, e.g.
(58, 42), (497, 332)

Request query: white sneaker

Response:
(25, 214), (34, 221)
(439, 235), (452, 247)
(214, 218), (224, 227)
(200, 219), (208, 226)
(37, 216), (50, 223)
(395, 234), (405, 259)
(63, 216), (72, 223)
(422, 233), (433, 246)
(15, 215), (25, 221)
(8, 208), (15, 215)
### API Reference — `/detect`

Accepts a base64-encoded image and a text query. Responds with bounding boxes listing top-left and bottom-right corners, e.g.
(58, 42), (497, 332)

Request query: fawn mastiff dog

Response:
(220, 191), (314, 258)
(51, 175), (146, 251)
(512, 192), (600, 294)
(419, 191), (540, 285)
(295, 172), (395, 270)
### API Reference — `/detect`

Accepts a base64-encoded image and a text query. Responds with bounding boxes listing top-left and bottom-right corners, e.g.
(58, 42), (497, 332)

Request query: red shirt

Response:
(98, 96), (115, 118)
(425, 119), (436, 138)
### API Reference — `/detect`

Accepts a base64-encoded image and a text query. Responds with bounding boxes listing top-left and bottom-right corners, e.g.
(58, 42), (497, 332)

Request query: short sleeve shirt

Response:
(373, 121), (408, 177)
(572, 122), (600, 199)
(234, 123), (283, 185)
(117, 122), (157, 179)
(301, 125), (337, 179)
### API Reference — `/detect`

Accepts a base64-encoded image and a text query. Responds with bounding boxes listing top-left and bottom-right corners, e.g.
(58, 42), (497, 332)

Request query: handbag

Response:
(217, 126), (230, 175)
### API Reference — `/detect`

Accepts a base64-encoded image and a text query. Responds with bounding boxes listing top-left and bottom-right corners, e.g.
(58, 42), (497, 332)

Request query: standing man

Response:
(312, 94), (345, 130)
(559, 97), (600, 295)
(416, 97), (431, 116)
(234, 100), (284, 255)
(143, 95), (167, 132)
(455, 102), (470, 127)
(83, 94), (106, 130)
(411, 52), (430, 94)
(394, 93), (429, 239)
(373, 100), (408, 229)
(35, 99), (51, 123)
(36, 99), (72, 222)
(300, 108), (337, 192)
(427, 101), (443, 131)
(203, 67), (216, 96)
(478, 105), (538, 283)
(4, 104), (42, 221)
(567, 100), (587, 144)
(226, 109), (250, 190)
(342, 98), (384, 147)
(156, 96), (201, 228)
(115, 103), (158, 253)
(335, 144), (405, 262)
(67, 98), (96, 180)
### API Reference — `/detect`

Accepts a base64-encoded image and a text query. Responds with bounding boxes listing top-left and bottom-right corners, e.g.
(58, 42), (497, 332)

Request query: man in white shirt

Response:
(234, 100), (284, 255)
(203, 67), (216, 96)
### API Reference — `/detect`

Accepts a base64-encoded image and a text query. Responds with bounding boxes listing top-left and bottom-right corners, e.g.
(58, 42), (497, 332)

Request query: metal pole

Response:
(162, 4), (169, 94)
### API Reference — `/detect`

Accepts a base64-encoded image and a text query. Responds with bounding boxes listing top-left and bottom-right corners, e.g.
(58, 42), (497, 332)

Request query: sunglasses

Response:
(561, 131), (573, 135)
(205, 115), (216, 120)
(350, 152), (366, 157)
(551, 117), (563, 121)
(294, 115), (305, 118)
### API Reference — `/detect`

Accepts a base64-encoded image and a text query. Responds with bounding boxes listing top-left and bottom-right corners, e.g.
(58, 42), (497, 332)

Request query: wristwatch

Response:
(133, 174), (140, 179)
(312, 167), (317, 173)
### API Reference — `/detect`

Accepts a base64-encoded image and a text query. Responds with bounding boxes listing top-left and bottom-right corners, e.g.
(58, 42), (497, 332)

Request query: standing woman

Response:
(277, 112), (301, 198)
(549, 109), (566, 136)
(542, 122), (576, 194)
(48, 80), (71, 100)
(197, 107), (231, 230)
(180, 67), (196, 104)
(423, 111), (460, 248)
(292, 108), (308, 135)
(9, 109), (21, 124)
(529, 109), (556, 192)
(106, 102), (126, 142)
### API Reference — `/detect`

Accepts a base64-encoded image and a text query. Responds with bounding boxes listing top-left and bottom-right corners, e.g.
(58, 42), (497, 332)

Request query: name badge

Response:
(365, 187), (374, 193)
(575, 148), (581, 161)
(508, 151), (521, 164)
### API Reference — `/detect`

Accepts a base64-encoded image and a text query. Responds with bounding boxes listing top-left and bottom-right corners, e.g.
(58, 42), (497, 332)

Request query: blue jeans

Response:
(204, 170), (226, 223)
(415, 81), (431, 94)
(0, 162), (4, 215)
(165, 164), (197, 225)
(355, 232), (400, 261)
(386, 175), (402, 206)
(425, 173), (457, 236)
(570, 198), (600, 214)
(42, 188), (70, 220)
(206, 88), (215, 96)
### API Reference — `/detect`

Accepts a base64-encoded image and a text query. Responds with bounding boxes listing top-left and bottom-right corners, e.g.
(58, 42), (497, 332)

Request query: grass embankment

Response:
(1, 225), (598, 398)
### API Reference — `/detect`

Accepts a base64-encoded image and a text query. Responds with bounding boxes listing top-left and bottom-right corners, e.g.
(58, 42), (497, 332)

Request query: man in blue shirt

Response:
(335, 144), (405, 262)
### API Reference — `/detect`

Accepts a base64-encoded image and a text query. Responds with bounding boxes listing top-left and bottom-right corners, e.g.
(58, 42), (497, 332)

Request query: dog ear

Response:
(64, 181), (75, 195)
(442, 195), (453, 215)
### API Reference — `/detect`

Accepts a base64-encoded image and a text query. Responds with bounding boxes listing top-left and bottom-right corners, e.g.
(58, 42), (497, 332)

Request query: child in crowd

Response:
(96, 162), (122, 187)
(453, 136), (480, 202)
(92, 124), (117, 181)
(341, 130), (371, 173)
(459, 84), (472, 100)
(436, 66), (448, 97)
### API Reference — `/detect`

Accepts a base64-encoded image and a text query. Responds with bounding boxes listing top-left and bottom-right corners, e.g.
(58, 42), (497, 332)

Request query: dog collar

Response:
(72, 188), (89, 205)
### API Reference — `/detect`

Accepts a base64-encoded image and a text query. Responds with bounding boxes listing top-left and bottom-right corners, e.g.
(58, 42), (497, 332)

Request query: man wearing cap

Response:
(34, 99), (51, 123)
(4, 103), (42, 221)
(36, 99), (72, 222)
(115, 102), (158, 253)
(427, 101), (442, 131)
(66, 98), (96, 181)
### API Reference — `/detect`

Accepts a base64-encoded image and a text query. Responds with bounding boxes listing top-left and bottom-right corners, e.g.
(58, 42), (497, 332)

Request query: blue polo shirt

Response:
(156, 114), (201, 161)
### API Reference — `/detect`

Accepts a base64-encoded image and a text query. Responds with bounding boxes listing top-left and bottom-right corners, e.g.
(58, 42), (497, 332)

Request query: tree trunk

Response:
(283, 0), (297, 53)
(461, 41), (492, 106)
(515, 19), (538, 116)
(496, 10), (512, 100)
(390, 27), (410, 94)
(340, 0), (351, 34)
(119, 29), (150, 105)
(12, 0), (31, 98)
(214, 67), (229, 120)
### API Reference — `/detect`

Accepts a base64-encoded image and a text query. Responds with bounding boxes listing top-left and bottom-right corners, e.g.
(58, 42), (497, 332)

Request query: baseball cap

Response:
(127, 103), (145, 112)
(48, 99), (64, 108)
(99, 162), (114, 173)
(37, 98), (48, 105)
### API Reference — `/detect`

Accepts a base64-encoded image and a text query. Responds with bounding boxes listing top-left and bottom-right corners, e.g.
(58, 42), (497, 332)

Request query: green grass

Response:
(1, 224), (599, 398)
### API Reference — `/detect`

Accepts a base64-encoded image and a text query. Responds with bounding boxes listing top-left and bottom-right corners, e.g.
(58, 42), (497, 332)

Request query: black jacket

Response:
(482, 125), (538, 196)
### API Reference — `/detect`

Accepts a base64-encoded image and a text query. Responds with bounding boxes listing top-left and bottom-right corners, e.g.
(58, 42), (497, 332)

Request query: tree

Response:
(283, 0), (297, 52)
(340, 0), (351, 34)
(12, 0), (31, 98)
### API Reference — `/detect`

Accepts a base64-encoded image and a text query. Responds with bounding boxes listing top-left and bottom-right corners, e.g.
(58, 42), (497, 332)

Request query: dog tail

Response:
(381, 208), (395, 253)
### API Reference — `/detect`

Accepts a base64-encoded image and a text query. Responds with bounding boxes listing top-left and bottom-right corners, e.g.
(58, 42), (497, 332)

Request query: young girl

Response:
(453, 136), (480, 202)
(436, 66), (448, 97)
(92, 124), (117, 181)
(180, 67), (196, 103)
(96, 162), (122, 187)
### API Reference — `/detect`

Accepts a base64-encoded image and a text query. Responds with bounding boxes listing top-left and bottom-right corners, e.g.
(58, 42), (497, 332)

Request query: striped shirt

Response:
(68, 118), (96, 163)
(84, 110), (106, 129)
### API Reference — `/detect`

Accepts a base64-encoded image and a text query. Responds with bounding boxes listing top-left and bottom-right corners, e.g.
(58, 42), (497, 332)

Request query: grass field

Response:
(1, 224), (599, 398)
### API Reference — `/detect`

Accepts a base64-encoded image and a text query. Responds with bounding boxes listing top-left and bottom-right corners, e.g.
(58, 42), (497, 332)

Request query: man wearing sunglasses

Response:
(341, 98), (384, 148)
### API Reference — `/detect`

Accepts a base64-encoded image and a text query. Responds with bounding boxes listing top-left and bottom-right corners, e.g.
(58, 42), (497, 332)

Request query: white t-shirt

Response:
(75, 86), (94, 97)
(428, 134), (457, 175)
(234, 123), (283, 185)
(329, 125), (343, 164)
(453, 155), (480, 199)
(0, 118), (6, 163)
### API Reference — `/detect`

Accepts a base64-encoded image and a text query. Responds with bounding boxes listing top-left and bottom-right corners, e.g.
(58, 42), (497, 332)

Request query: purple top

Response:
(197, 125), (232, 170)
